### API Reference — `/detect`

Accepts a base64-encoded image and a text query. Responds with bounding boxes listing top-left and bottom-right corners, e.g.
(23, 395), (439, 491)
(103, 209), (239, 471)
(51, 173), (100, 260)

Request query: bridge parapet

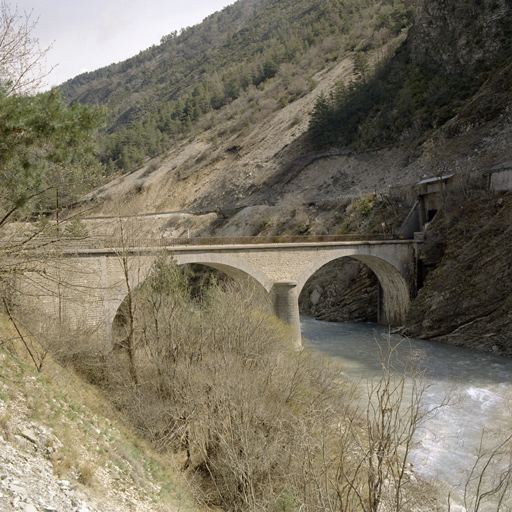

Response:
(100, 233), (412, 249)
(3, 233), (414, 253)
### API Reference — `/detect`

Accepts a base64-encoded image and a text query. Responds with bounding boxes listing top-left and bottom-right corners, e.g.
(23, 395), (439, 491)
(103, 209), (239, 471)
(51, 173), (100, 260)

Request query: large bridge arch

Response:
(108, 251), (277, 345)
(296, 248), (411, 326)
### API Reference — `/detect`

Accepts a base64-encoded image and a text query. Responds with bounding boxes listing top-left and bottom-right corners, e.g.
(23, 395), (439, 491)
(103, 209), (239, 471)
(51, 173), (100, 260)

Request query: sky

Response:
(15, 0), (234, 88)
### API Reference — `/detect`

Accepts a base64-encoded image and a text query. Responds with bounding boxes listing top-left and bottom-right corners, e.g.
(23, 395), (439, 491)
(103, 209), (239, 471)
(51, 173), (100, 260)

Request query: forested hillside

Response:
(59, 0), (512, 206)
(309, 0), (512, 149)
(60, 0), (415, 175)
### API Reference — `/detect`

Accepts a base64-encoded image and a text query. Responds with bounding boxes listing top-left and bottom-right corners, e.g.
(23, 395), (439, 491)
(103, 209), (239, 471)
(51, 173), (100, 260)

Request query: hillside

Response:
(0, 316), (197, 512)
(59, 0), (512, 218)
(1, 2), (512, 511)
(60, 0), (415, 177)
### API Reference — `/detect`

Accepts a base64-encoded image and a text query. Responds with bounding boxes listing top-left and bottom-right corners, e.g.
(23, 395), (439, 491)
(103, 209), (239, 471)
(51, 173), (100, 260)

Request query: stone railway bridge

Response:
(17, 234), (420, 347)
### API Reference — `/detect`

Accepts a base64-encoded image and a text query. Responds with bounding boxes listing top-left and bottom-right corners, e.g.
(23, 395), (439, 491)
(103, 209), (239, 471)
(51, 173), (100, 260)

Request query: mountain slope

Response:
(60, 0), (512, 222)
(0, 317), (196, 511)
(61, 0), (415, 176)
(58, 0), (512, 355)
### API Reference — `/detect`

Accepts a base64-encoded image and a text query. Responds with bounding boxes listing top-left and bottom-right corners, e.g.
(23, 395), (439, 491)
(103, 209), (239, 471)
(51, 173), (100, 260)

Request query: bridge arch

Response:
(109, 251), (276, 345)
(296, 250), (410, 326)
(172, 253), (274, 292)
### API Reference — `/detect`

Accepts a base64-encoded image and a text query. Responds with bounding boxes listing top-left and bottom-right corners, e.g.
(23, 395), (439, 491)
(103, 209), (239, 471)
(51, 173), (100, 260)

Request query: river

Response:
(301, 316), (512, 506)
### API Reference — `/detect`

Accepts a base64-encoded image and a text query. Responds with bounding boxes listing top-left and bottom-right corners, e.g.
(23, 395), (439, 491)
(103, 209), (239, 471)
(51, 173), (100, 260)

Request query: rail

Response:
(101, 233), (412, 248)
(1, 233), (414, 252)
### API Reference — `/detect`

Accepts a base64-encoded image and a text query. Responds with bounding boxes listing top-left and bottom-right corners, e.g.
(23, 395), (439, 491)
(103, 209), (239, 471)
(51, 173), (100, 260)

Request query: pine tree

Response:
(0, 87), (105, 227)
(308, 93), (338, 149)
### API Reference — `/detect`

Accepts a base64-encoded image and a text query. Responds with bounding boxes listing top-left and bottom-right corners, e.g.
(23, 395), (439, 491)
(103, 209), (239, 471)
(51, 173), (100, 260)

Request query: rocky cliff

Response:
(403, 190), (512, 357)
(410, 0), (512, 75)
(299, 260), (378, 323)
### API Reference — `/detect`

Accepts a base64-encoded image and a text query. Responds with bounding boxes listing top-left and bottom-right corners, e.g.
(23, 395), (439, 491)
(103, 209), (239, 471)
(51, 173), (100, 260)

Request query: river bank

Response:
(299, 188), (512, 357)
(403, 189), (512, 356)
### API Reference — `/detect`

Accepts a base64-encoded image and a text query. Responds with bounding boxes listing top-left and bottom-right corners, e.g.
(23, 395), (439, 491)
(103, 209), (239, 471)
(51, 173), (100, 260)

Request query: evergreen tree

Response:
(0, 87), (105, 226)
(308, 93), (338, 149)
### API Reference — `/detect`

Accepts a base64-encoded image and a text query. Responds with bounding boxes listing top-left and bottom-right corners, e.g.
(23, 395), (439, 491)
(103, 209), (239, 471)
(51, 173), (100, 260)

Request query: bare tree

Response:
(450, 430), (512, 512)
(0, 0), (54, 95)
(292, 338), (451, 512)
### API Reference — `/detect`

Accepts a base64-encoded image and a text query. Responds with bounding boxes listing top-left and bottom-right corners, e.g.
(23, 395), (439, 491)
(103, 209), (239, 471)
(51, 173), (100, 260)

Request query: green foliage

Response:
(354, 195), (374, 216)
(353, 51), (369, 80)
(309, 77), (381, 149)
(60, 0), (417, 175)
(308, 93), (339, 149)
(143, 254), (190, 298)
(63, 218), (89, 238)
(308, 0), (512, 150)
(0, 87), (105, 222)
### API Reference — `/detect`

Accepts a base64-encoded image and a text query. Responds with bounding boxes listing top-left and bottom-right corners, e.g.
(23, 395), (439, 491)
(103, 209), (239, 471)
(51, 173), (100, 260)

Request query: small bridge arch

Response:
(172, 252), (274, 292)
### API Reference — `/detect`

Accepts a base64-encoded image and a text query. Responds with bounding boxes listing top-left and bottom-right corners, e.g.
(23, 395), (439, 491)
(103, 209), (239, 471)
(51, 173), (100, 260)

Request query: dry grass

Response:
(0, 312), (199, 511)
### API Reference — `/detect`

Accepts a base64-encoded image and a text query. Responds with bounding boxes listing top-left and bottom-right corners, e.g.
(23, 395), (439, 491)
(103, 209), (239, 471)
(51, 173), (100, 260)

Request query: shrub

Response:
(104, 256), (354, 510)
(354, 194), (374, 216)
(63, 218), (89, 238)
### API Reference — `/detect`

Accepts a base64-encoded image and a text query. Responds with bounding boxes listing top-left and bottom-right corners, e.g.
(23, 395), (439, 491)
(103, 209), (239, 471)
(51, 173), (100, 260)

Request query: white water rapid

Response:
(301, 316), (512, 509)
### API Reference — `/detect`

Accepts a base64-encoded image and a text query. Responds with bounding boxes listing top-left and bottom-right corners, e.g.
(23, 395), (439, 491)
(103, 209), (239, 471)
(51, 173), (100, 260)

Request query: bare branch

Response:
(0, 0), (55, 95)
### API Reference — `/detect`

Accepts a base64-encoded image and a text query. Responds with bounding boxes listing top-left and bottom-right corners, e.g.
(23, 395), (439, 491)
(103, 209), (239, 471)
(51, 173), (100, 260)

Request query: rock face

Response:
(403, 191), (512, 357)
(299, 259), (378, 323)
(300, 189), (512, 358)
(410, 0), (512, 74)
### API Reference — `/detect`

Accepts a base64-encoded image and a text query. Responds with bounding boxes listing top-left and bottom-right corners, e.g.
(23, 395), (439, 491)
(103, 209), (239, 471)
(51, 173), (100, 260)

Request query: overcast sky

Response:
(15, 0), (234, 88)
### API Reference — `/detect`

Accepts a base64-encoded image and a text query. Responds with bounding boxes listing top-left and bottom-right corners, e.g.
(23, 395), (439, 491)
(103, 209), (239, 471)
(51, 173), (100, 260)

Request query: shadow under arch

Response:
(297, 252), (410, 326)
(299, 257), (379, 322)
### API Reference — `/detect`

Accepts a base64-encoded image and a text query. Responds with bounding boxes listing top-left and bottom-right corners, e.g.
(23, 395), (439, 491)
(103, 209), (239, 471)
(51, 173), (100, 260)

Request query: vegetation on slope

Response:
(13, 253), (449, 512)
(60, 0), (415, 175)
(59, 0), (512, 182)
(0, 314), (197, 511)
(309, 0), (512, 150)
(12, 249), (512, 511)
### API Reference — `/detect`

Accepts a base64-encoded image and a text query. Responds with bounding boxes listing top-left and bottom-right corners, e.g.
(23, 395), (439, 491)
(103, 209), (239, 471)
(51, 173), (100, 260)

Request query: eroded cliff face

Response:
(403, 191), (512, 357)
(409, 0), (512, 75)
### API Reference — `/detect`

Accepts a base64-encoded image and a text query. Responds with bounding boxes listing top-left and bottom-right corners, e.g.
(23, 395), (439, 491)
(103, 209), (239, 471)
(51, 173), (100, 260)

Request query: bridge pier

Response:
(272, 280), (302, 349)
